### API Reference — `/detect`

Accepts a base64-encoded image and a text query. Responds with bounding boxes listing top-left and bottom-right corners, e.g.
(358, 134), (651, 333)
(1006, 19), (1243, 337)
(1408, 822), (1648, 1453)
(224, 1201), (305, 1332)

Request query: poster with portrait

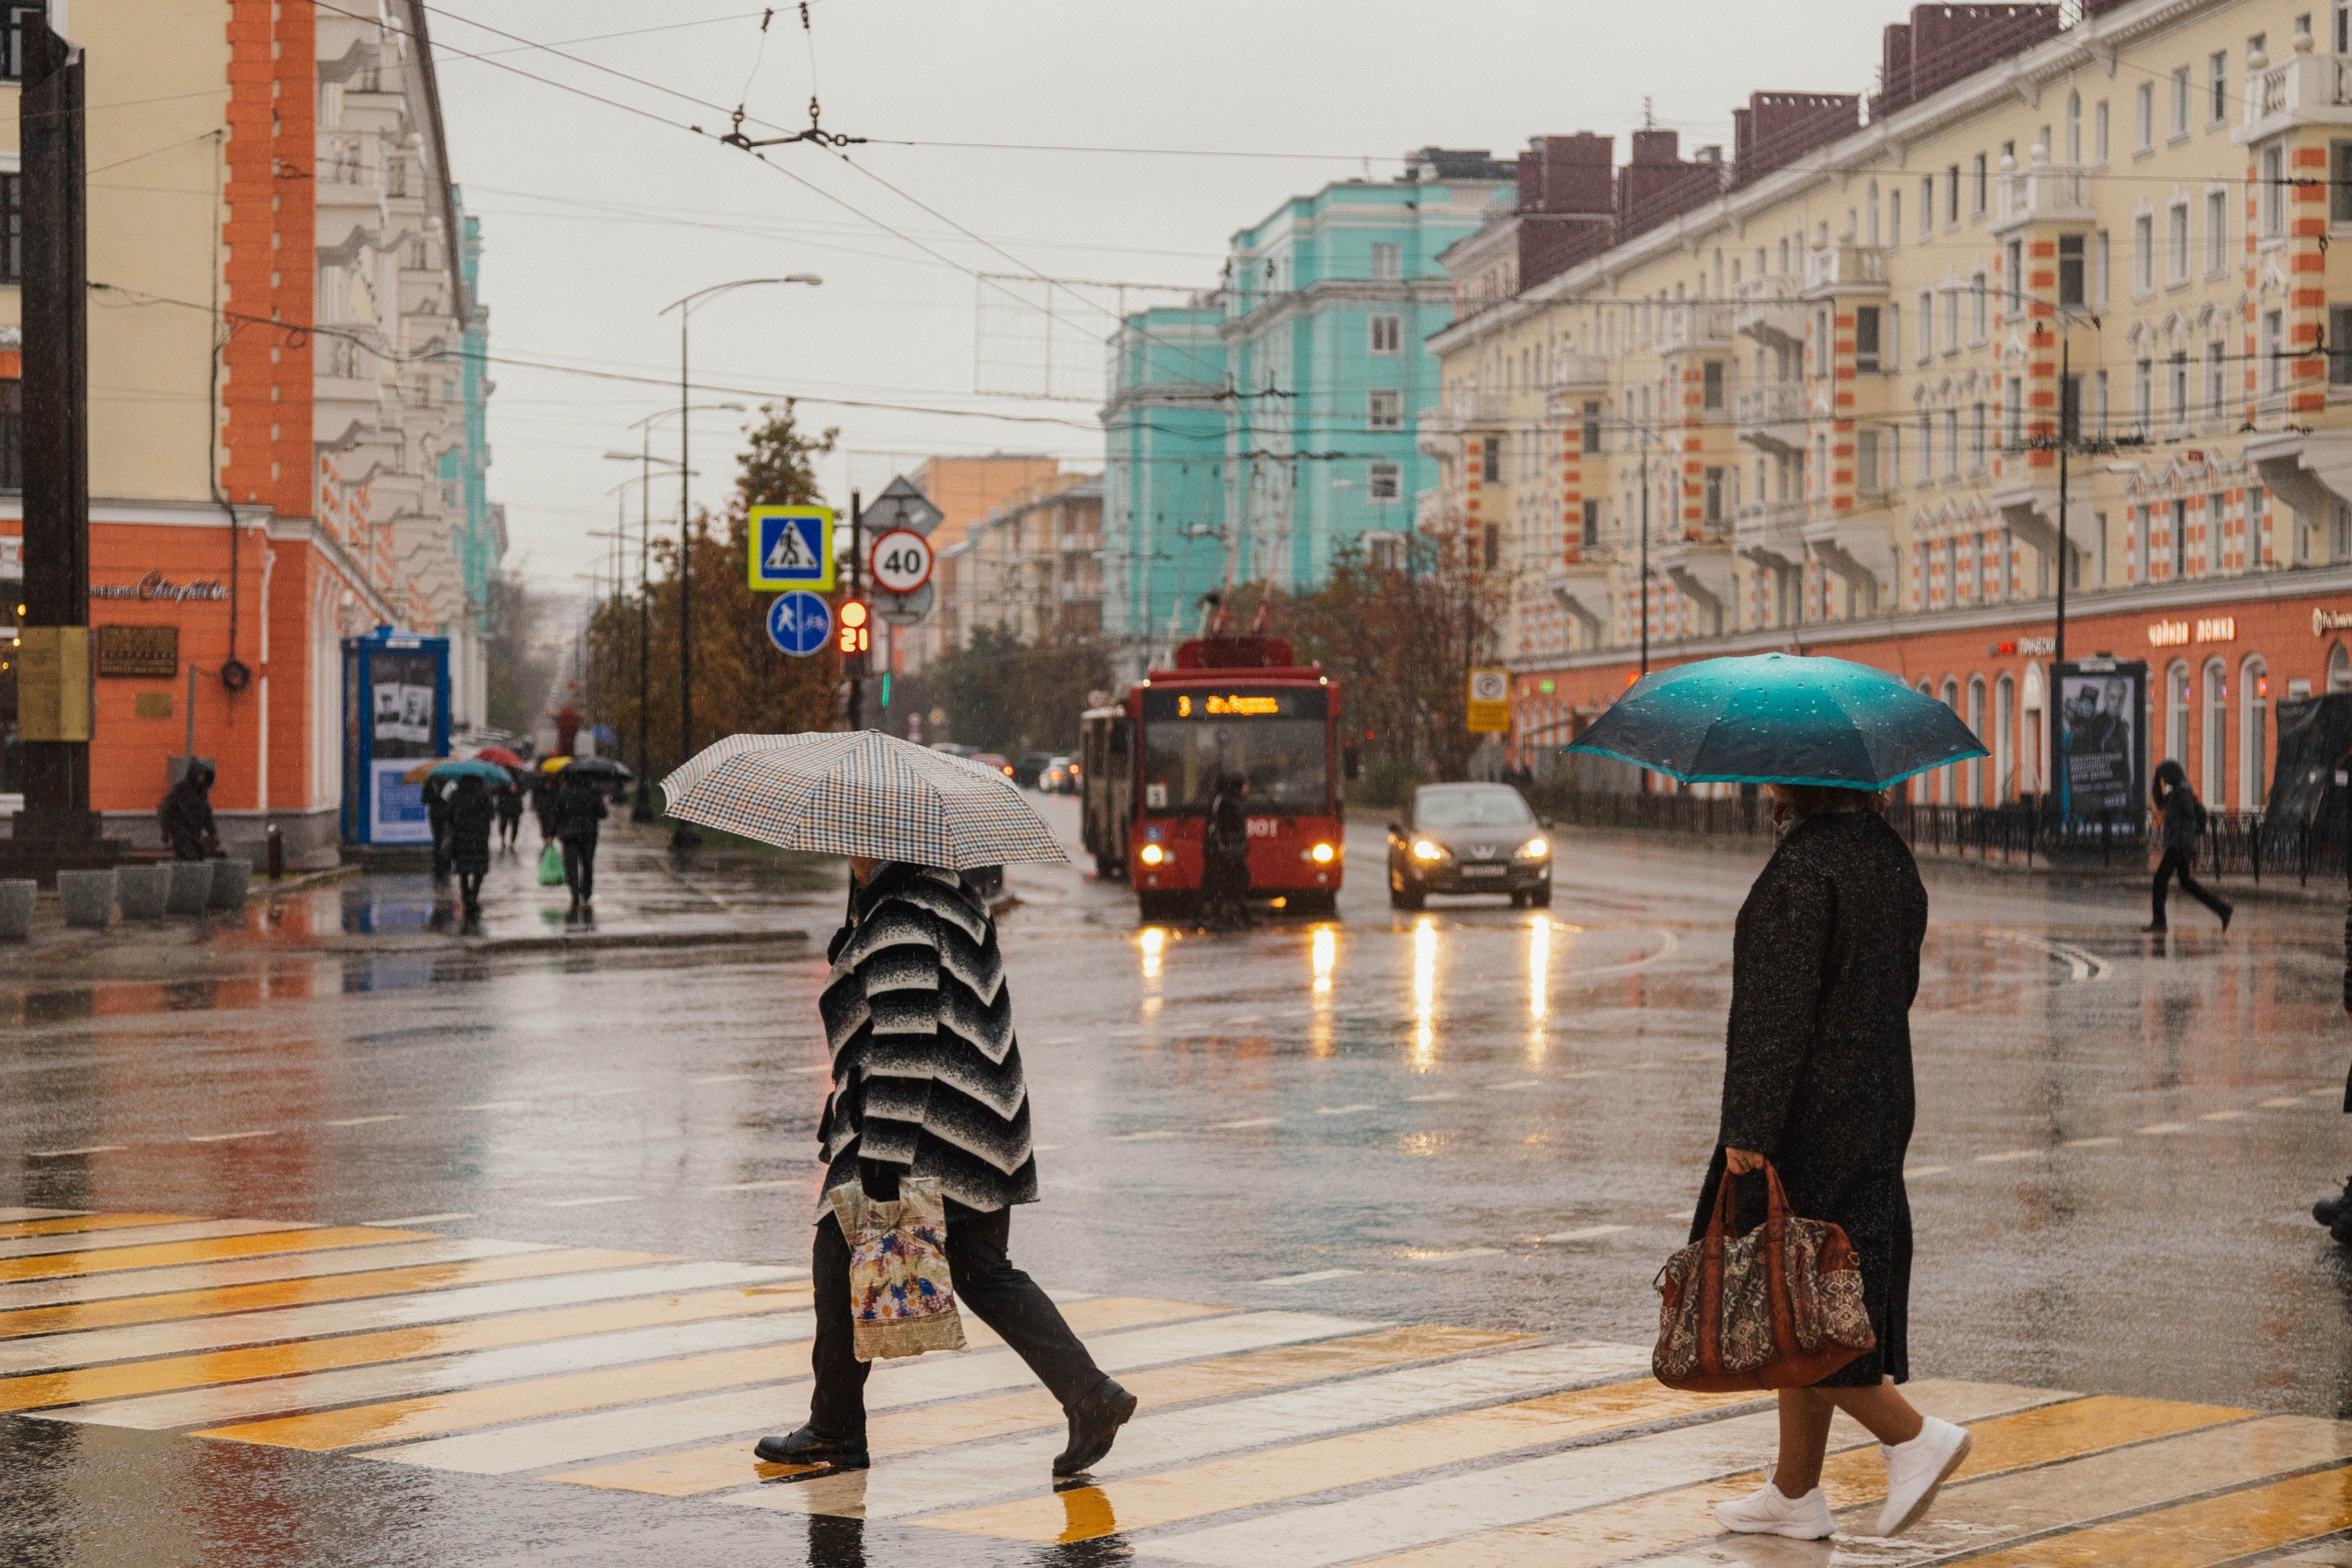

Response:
(2056, 659), (2146, 818)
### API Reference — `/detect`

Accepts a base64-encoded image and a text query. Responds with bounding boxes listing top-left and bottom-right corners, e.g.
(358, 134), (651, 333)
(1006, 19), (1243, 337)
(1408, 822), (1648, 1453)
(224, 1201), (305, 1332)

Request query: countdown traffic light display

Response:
(837, 598), (870, 678)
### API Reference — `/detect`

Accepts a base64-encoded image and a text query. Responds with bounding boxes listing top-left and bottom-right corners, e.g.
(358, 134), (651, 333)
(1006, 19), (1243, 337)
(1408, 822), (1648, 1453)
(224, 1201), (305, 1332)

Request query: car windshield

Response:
(1415, 787), (1533, 828)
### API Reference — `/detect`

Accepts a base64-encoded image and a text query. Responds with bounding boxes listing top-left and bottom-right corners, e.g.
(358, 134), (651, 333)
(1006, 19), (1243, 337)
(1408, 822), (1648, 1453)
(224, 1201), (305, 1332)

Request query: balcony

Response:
(1804, 513), (1896, 596)
(1733, 272), (1803, 348)
(1546, 559), (1612, 641)
(1657, 300), (1734, 356)
(1547, 351), (1609, 391)
(1734, 382), (1807, 454)
(1993, 145), (2096, 235)
(1804, 243), (1885, 297)
(2236, 35), (2352, 143)
(1734, 498), (1805, 570)
(1659, 538), (1736, 627)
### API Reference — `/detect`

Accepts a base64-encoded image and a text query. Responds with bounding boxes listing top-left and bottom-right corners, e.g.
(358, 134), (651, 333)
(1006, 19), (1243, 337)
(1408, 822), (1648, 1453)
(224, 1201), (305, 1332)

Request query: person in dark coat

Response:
(424, 779), (455, 882)
(158, 762), (220, 861)
(530, 773), (560, 843)
(1199, 770), (1252, 930)
(1702, 784), (1973, 1543)
(2146, 758), (2231, 933)
(494, 782), (524, 852)
(447, 774), (495, 919)
(548, 772), (606, 908)
(2318, 799), (2352, 1244)
(753, 858), (1133, 1478)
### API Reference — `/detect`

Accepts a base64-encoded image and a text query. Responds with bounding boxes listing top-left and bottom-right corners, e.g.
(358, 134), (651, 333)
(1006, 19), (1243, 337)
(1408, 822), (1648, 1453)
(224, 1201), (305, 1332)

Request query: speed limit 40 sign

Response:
(868, 528), (934, 594)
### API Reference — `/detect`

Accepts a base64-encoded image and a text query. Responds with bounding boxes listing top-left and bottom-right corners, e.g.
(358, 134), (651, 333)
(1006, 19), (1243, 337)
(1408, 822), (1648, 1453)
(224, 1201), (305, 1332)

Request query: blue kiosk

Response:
(341, 627), (451, 845)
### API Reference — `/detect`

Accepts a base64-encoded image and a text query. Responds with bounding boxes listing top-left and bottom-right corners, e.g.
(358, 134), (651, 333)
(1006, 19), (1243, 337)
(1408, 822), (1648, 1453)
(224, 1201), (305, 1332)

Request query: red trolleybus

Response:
(1080, 637), (1344, 921)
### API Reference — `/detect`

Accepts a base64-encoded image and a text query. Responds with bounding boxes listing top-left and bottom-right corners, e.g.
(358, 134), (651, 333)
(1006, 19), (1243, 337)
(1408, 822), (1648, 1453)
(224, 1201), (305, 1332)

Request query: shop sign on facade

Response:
(2313, 608), (2352, 635)
(2146, 617), (2235, 648)
(89, 571), (229, 604)
(94, 624), (178, 678)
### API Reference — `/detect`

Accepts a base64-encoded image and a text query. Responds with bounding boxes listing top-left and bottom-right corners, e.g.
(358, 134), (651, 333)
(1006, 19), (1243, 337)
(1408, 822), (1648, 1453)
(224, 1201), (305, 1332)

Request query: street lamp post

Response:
(606, 412), (730, 820)
(656, 276), (820, 849)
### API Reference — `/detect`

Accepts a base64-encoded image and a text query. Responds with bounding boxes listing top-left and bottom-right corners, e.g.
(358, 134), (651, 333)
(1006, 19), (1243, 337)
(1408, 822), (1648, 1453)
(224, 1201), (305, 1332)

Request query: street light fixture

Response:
(656, 280), (820, 849)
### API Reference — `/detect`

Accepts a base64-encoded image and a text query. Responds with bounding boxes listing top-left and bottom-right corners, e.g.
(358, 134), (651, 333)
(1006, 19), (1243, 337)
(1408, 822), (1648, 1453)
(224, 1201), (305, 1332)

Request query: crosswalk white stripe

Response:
(0, 1219), (300, 1261)
(0, 1262), (805, 1374)
(738, 1341), (1653, 1522)
(0, 1209), (88, 1224)
(1136, 1380), (2063, 1567)
(0, 1238), (551, 1313)
(372, 1312), (1381, 1478)
(38, 1312), (820, 1432)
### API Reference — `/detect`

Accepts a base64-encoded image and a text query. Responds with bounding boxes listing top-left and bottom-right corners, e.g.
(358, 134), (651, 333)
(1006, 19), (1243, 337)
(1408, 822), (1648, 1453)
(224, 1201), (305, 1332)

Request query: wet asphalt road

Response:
(2, 797), (2350, 1564)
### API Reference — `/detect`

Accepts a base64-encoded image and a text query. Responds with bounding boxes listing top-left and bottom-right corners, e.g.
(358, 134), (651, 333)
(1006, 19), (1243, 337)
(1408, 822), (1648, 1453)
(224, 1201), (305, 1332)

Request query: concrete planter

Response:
(57, 869), (116, 929)
(165, 861), (213, 915)
(208, 859), (250, 909)
(116, 864), (171, 919)
(0, 879), (35, 940)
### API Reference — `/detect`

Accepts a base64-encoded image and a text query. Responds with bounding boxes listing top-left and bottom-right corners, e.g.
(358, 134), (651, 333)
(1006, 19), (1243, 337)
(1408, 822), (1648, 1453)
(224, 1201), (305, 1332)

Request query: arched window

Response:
(2021, 662), (2046, 797)
(1966, 676), (1988, 805)
(1939, 677), (1961, 805)
(2166, 660), (2191, 763)
(2202, 657), (2228, 807)
(1995, 672), (2016, 803)
(2065, 90), (2082, 163)
(2242, 656), (2268, 811)
(2331, 640), (2352, 693)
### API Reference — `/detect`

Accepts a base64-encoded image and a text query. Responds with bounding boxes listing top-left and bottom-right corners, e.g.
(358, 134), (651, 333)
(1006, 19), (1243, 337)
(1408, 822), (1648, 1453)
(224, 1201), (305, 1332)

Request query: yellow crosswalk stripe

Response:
(0, 1283), (808, 1413)
(552, 1325), (1529, 1498)
(0, 1248), (665, 1341)
(918, 1377), (1761, 1544)
(0, 1213), (199, 1243)
(0, 1227), (431, 1284)
(1957, 1463), (2352, 1567)
(1357, 1393), (2252, 1567)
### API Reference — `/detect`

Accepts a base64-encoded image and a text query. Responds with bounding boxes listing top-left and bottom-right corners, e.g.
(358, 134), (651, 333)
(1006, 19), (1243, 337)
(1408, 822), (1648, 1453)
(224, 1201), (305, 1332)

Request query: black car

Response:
(1385, 783), (1552, 909)
(1011, 752), (1056, 789)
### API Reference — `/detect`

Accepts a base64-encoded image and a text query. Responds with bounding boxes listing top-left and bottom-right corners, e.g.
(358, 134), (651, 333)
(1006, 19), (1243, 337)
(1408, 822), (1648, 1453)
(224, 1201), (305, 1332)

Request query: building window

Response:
(1703, 467), (1725, 525)
(2095, 229), (2110, 306)
(2202, 659), (2227, 805)
(2172, 498), (2189, 579)
(1857, 428), (1882, 493)
(2007, 378), (2026, 450)
(2244, 657), (2268, 809)
(2206, 188), (2229, 276)
(1942, 289), (1959, 355)
(1891, 189), (1903, 247)
(1370, 242), (1401, 281)
(2132, 213), (2154, 294)
(2262, 143), (2286, 237)
(2057, 233), (2086, 306)
(1581, 399), (1601, 454)
(0, 378), (18, 491)
(2210, 51), (2230, 124)
(2061, 371), (2083, 444)
(2166, 660), (2190, 760)
(2167, 202), (2189, 284)
(1972, 401), (1988, 467)
(0, 172), (17, 288)
(2334, 307), (2352, 385)
(1702, 359), (1725, 410)
(2208, 341), (2228, 412)
(1918, 411), (1933, 481)
(1972, 152), (1988, 215)
(2265, 309), (2286, 392)
(2094, 368), (2109, 438)
(1854, 307), (1880, 373)
(1919, 177), (1935, 237)
(1580, 499), (1600, 548)
(2209, 491), (2227, 570)
(1945, 164), (1960, 224)
(1970, 273), (1987, 343)
(1369, 314), (1402, 355)
(2136, 82), (2154, 150)
(1917, 288), (1934, 361)
(1368, 461), (1401, 502)
(2066, 91), (2082, 162)
(2095, 98), (2110, 161)
(2170, 65), (2190, 137)
(1480, 438), (1500, 484)
(2133, 357), (2153, 436)
(1366, 389), (1402, 430)
(2169, 351), (2189, 429)
(1942, 409), (1960, 479)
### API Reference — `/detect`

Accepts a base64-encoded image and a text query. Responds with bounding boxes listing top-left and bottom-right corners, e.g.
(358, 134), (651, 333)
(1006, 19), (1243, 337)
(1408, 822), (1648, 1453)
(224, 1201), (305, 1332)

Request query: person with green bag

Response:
(537, 839), (564, 887)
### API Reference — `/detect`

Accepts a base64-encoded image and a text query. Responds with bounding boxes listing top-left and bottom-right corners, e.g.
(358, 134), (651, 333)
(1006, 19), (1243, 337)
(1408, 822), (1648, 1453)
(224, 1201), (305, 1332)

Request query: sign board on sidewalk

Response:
(749, 504), (834, 592)
(868, 528), (934, 594)
(767, 590), (833, 657)
(1466, 668), (1511, 734)
(2055, 658), (2146, 820)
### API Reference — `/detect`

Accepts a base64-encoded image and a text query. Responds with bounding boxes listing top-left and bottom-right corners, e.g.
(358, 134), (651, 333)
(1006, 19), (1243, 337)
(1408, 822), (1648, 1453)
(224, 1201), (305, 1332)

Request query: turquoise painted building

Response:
(1102, 152), (1513, 675)
(441, 189), (504, 729)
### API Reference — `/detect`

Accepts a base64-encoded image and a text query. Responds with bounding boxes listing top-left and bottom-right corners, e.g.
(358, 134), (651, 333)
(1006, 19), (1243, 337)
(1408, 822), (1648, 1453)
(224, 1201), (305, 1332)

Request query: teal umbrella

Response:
(423, 758), (515, 784)
(1564, 653), (1987, 790)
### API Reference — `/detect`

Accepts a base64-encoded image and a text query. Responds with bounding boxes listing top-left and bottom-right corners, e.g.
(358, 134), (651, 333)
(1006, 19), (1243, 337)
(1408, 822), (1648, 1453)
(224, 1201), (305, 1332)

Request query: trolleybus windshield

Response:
(1139, 686), (1328, 812)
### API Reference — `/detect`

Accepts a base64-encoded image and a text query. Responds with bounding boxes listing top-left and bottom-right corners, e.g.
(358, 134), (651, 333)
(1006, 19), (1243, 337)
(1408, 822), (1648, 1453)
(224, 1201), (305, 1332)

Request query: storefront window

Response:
(2242, 656), (2268, 812)
(2202, 658), (2227, 808)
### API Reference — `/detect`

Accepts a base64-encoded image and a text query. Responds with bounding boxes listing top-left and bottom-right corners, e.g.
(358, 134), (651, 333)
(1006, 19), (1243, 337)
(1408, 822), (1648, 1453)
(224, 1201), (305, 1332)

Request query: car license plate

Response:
(1462, 864), (1506, 877)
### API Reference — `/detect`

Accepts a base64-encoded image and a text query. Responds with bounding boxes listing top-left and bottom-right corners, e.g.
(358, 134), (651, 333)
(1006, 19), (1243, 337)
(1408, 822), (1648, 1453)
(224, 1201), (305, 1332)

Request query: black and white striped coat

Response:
(817, 864), (1037, 1213)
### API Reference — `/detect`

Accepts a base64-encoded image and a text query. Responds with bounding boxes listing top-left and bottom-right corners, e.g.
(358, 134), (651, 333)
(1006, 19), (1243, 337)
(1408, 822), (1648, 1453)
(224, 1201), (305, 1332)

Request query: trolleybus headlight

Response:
(1309, 842), (1336, 864)
(1139, 843), (1166, 866)
(1411, 839), (1444, 862)
(1516, 837), (1550, 860)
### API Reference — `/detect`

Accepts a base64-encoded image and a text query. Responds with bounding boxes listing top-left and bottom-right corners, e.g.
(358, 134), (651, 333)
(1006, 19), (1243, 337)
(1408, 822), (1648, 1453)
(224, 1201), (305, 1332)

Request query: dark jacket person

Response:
(548, 773), (606, 907)
(755, 861), (1135, 1478)
(2148, 759), (2231, 932)
(447, 775), (495, 915)
(158, 763), (220, 861)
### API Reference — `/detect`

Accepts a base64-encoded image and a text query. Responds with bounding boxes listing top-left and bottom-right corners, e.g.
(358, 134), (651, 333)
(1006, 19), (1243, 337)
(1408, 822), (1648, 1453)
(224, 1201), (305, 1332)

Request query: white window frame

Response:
(1369, 313), (1402, 355)
(2210, 51), (2229, 125)
(2136, 82), (2154, 152)
(2170, 65), (2190, 139)
(2206, 187), (2229, 276)
(2095, 99), (2111, 163)
(1366, 389), (1403, 431)
(1367, 461), (1402, 502)
(2166, 201), (2190, 286)
(2132, 212), (2154, 296)
(1370, 242), (1401, 282)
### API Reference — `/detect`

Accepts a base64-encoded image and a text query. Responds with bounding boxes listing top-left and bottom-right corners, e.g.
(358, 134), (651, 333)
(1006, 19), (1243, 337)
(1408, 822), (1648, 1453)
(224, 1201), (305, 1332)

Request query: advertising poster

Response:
(369, 758), (433, 844)
(368, 651), (441, 757)
(2056, 659), (2147, 819)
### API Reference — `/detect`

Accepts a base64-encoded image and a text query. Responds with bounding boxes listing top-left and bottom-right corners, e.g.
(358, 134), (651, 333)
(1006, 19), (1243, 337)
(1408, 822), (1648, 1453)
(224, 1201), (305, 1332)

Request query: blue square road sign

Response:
(749, 505), (835, 591)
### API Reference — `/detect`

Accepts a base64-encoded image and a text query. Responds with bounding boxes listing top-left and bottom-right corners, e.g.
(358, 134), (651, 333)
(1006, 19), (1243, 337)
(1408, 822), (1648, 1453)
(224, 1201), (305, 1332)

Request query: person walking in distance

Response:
(754, 856), (1136, 1477)
(2145, 759), (2232, 934)
(425, 777), (455, 883)
(1707, 784), (1972, 1542)
(157, 761), (221, 861)
(447, 774), (495, 924)
(494, 780), (524, 852)
(549, 770), (606, 912)
(1200, 770), (1253, 930)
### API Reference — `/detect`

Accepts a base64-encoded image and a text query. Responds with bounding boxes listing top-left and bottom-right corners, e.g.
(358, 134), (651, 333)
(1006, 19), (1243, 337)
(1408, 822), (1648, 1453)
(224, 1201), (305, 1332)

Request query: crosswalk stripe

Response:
(0, 1261), (786, 1374)
(0, 1237), (553, 1314)
(1046, 1379), (2060, 1561)
(1948, 1461), (2352, 1568)
(0, 1247), (661, 1342)
(918, 1373), (1767, 1544)
(0, 1209), (88, 1224)
(553, 1325), (1528, 1500)
(0, 1226), (433, 1284)
(0, 1219), (300, 1262)
(369, 1311), (1381, 1478)
(739, 1340), (1652, 1524)
(0, 1269), (802, 1412)
(198, 1295), (1208, 1454)
(1356, 1393), (2252, 1567)
(0, 1213), (198, 1243)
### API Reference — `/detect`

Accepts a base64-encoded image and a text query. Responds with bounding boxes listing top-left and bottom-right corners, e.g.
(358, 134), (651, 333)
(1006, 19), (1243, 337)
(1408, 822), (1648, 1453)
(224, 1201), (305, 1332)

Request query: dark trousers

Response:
(458, 868), (485, 908)
(561, 838), (596, 901)
(807, 1202), (1104, 1438)
(2153, 847), (2228, 925)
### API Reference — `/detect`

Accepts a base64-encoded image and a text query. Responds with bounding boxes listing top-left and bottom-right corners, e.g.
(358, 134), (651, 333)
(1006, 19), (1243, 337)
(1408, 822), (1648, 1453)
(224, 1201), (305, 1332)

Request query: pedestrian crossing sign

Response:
(748, 504), (834, 592)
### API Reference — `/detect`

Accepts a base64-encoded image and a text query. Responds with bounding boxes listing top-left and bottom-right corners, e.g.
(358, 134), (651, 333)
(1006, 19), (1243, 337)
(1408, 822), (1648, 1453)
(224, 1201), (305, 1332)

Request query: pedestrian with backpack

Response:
(2146, 760), (2232, 933)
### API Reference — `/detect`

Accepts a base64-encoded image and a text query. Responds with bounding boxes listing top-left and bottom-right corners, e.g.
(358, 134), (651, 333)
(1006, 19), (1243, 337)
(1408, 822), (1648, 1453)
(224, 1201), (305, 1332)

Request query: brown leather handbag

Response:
(1652, 1159), (1875, 1392)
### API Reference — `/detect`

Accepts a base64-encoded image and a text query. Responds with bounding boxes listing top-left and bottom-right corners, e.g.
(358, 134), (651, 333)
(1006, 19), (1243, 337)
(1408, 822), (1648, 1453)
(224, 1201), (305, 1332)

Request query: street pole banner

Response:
(2055, 658), (2146, 822)
(749, 504), (835, 592)
(1467, 669), (1511, 734)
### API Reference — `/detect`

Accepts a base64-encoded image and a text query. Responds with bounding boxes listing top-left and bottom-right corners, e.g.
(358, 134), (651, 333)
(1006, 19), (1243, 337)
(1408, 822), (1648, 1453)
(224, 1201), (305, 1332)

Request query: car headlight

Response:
(1411, 839), (1445, 862)
(1516, 837), (1549, 860)
(1309, 841), (1336, 863)
(1139, 843), (1165, 865)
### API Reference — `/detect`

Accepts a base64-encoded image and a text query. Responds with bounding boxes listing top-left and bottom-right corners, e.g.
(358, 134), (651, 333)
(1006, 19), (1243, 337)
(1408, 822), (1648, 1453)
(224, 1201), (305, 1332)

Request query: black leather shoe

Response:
(1053, 1378), (1138, 1477)
(752, 1424), (869, 1470)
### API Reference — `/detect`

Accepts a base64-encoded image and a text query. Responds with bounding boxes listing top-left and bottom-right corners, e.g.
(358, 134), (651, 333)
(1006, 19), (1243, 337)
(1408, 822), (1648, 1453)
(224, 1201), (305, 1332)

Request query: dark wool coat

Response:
(1691, 807), (1928, 1387)
(548, 782), (606, 845)
(817, 863), (1037, 1213)
(447, 788), (495, 875)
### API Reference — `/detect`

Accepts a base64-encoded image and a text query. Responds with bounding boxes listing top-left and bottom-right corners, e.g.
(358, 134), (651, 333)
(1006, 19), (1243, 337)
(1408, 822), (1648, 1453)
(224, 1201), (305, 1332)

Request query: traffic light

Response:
(838, 598), (870, 679)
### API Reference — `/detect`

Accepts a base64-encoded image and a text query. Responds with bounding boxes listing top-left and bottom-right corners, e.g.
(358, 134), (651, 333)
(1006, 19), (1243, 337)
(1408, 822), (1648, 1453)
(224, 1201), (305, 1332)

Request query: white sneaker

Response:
(1715, 1479), (1834, 1539)
(1875, 1416), (1973, 1538)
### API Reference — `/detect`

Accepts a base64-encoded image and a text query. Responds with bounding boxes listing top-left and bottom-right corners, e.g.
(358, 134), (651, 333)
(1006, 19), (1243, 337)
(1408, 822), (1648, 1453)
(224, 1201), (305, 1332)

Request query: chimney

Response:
(1515, 134), (1616, 292)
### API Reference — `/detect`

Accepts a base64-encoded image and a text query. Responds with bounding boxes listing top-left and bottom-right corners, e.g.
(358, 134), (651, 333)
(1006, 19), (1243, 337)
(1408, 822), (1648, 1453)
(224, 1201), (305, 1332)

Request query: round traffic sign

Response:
(868, 527), (933, 594)
(766, 590), (832, 657)
(875, 581), (933, 626)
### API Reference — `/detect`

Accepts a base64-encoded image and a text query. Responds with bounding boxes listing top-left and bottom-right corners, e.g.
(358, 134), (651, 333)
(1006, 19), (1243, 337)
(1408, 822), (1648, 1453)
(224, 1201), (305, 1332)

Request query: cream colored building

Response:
(1429, 0), (2352, 812)
(948, 474), (1102, 649)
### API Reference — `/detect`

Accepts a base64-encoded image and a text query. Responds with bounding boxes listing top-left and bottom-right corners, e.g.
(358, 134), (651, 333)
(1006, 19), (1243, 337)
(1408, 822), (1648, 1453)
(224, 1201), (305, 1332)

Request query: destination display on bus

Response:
(1139, 686), (1329, 812)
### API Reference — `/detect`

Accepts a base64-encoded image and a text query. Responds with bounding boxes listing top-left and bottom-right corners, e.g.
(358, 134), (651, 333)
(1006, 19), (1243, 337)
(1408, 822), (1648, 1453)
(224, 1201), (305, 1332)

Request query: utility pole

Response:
(2052, 331), (2070, 820)
(7, 7), (112, 882)
(844, 489), (864, 732)
(1637, 431), (1651, 677)
(632, 427), (653, 820)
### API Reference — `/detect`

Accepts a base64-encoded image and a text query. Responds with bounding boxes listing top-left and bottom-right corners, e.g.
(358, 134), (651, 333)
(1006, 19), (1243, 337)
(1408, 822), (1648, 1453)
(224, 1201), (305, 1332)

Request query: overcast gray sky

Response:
(434, 0), (1897, 602)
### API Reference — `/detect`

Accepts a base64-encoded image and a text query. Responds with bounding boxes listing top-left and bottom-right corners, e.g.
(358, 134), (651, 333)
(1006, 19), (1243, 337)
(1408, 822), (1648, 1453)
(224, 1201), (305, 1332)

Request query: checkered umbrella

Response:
(659, 731), (1069, 869)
